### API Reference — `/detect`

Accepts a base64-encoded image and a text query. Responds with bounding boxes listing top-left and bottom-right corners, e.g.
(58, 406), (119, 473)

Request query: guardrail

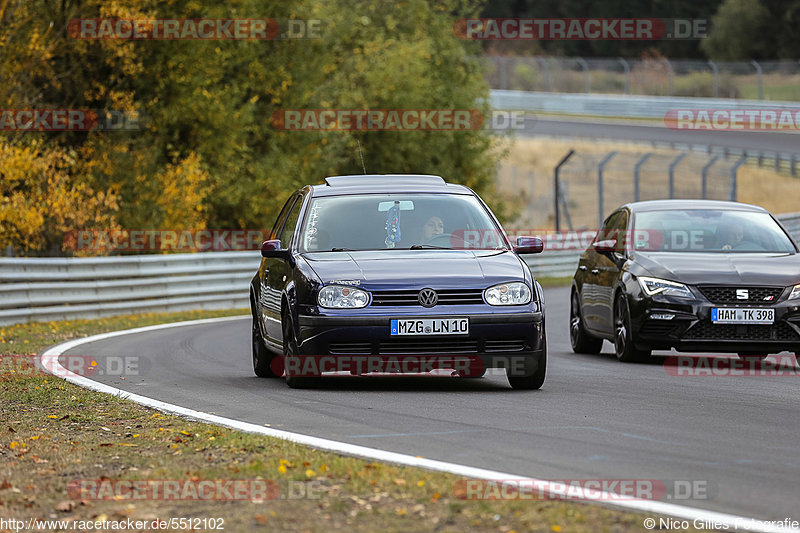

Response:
(489, 90), (800, 120)
(0, 252), (257, 325)
(1, 214), (798, 326)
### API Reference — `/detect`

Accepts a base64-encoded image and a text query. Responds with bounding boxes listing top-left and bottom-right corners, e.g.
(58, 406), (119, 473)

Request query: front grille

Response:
(485, 339), (527, 352)
(639, 321), (679, 337)
(370, 289), (484, 306)
(328, 342), (371, 355)
(378, 339), (479, 354)
(683, 321), (799, 341)
(698, 286), (784, 305)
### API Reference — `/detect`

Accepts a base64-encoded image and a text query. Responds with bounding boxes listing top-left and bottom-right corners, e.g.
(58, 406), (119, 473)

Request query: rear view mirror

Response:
(261, 239), (283, 257)
(515, 236), (544, 254)
(378, 200), (415, 211)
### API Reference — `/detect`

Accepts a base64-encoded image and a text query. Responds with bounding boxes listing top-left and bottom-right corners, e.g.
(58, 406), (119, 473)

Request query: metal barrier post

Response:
(751, 60), (763, 100)
(668, 153), (688, 198)
(708, 60), (719, 98)
(731, 155), (747, 201)
(576, 57), (590, 93)
(598, 151), (617, 227)
(554, 150), (575, 232)
(701, 156), (719, 199)
(618, 58), (630, 94)
(633, 153), (653, 202)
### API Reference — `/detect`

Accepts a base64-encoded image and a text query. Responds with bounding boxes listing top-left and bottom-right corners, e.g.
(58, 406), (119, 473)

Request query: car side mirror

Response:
(260, 239), (284, 258)
(515, 236), (544, 254)
(592, 239), (617, 253)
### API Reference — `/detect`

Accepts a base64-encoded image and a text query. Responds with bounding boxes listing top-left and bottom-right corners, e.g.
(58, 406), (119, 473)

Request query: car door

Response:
(594, 210), (629, 334)
(580, 210), (624, 334)
(259, 194), (302, 343)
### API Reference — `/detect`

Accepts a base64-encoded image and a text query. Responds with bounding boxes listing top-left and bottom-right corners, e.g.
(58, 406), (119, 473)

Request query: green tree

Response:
(701, 0), (770, 59)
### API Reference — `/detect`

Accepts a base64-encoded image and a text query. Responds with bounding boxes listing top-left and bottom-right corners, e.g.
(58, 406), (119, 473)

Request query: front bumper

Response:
(630, 294), (800, 353)
(295, 309), (545, 371)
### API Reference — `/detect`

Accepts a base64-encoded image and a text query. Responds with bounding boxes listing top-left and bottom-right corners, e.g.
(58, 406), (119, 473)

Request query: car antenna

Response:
(357, 140), (367, 174)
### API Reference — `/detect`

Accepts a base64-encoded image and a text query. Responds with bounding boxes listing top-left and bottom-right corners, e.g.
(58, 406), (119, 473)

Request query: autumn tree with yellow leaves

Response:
(1, 0), (496, 256)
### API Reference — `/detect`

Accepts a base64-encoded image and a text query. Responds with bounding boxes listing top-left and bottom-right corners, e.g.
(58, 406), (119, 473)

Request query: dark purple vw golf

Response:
(249, 175), (546, 389)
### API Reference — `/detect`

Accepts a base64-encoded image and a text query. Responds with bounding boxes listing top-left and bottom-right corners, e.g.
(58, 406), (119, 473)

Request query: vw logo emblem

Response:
(418, 288), (438, 308)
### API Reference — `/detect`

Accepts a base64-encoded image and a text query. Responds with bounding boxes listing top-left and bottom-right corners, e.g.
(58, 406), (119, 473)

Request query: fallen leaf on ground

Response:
(55, 500), (76, 512)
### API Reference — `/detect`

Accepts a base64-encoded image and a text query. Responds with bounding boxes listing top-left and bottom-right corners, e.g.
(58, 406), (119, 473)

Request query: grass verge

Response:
(535, 276), (574, 288)
(1, 311), (708, 532)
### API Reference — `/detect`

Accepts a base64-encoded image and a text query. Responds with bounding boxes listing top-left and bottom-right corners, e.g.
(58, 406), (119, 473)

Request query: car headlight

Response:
(637, 276), (693, 298)
(318, 285), (369, 308)
(484, 282), (531, 306)
(789, 284), (800, 300)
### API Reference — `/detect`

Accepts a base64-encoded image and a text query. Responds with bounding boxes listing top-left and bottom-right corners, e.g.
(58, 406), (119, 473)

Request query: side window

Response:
(613, 211), (629, 252)
(595, 211), (622, 243)
(279, 196), (303, 247)
(270, 195), (296, 239)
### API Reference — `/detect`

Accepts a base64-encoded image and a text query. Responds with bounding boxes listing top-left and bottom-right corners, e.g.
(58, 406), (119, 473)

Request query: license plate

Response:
(711, 308), (774, 324)
(390, 317), (469, 336)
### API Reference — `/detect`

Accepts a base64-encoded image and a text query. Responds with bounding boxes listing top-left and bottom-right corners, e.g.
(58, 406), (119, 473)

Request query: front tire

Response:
(283, 314), (316, 389)
(570, 291), (603, 354)
(252, 312), (277, 378)
(507, 338), (547, 390)
(614, 294), (651, 363)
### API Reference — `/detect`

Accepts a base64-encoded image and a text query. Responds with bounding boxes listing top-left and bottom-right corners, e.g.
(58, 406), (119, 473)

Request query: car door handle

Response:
(579, 265), (587, 271)
(590, 269), (600, 275)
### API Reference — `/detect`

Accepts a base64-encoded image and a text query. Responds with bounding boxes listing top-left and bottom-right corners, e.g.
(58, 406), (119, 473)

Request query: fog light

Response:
(650, 313), (675, 320)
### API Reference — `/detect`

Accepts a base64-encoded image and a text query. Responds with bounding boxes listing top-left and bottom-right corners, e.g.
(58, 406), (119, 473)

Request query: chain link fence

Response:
(498, 149), (755, 230)
(486, 56), (800, 101)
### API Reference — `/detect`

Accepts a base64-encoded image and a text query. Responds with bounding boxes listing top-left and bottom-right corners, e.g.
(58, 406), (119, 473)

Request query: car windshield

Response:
(299, 193), (508, 252)
(632, 209), (796, 253)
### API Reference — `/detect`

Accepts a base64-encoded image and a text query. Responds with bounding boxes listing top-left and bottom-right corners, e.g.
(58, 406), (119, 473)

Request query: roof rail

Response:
(324, 174), (446, 187)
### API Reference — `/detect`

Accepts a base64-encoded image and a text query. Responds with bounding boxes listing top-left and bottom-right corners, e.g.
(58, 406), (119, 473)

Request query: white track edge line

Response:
(39, 316), (797, 533)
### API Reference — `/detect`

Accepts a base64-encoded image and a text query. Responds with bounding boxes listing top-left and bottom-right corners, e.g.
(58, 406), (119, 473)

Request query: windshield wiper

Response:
(329, 247), (356, 252)
(409, 244), (452, 250)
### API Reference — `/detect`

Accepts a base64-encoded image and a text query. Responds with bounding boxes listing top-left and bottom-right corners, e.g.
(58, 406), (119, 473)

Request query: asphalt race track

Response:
(522, 117), (800, 157)
(65, 286), (800, 521)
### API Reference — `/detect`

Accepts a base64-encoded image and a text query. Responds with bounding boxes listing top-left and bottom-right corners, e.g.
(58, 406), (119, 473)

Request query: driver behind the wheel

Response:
(720, 221), (745, 251)
(421, 215), (445, 243)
